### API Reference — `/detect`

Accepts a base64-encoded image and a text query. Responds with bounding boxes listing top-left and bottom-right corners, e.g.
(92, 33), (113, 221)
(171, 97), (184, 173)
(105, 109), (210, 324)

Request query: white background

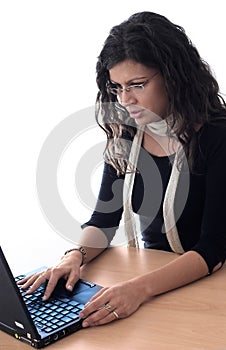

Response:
(0, 0), (225, 275)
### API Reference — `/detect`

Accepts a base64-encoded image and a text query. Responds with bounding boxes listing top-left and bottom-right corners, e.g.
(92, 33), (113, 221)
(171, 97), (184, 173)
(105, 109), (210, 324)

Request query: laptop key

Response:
(51, 319), (60, 324)
(50, 311), (58, 317)
(55, 314), (64, 319)
(35, 322), (46, 330)
(43, 327), (53, 333)
(67, 312), (80, 320)
(46, 316), (54, 321)
(59, 302), (67, 308)
(51, 324), (58, 330)
(65, 305), (73, 311)
(45, 309), (52, 314)
(61, 316), (73, 323)
(61, 310), (70, 315)
(50, 305), (58, 310)
(55, 307), (64, 312)
(76, 304), (84, 311)
(59, 297), (71, 303)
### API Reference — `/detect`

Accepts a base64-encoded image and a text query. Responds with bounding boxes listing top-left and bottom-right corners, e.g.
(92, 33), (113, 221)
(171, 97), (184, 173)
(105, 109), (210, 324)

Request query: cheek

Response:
(145, 85), (169, 117)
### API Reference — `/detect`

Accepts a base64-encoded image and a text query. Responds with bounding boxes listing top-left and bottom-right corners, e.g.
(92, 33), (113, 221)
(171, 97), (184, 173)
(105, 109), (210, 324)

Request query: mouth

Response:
(128, 108), (145, 119)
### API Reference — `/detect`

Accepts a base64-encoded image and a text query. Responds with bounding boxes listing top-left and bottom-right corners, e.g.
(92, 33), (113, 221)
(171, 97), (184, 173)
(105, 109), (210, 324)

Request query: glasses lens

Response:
(107, 86), (118, 95)
(131, 85), (144, 94)
(108, 81), (148, 96)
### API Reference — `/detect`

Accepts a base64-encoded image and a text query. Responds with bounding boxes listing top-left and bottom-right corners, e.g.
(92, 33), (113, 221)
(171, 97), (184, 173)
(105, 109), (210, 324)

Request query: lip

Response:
(129, 109), (145, 119)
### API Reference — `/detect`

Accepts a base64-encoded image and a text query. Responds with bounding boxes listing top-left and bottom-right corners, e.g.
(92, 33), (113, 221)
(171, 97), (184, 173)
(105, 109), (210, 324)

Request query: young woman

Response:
(20, 11), (226, 327)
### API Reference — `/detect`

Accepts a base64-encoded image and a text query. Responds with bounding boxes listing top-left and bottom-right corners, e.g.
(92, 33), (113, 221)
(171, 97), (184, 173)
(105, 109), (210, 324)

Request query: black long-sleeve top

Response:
(82, 123), (226, 273)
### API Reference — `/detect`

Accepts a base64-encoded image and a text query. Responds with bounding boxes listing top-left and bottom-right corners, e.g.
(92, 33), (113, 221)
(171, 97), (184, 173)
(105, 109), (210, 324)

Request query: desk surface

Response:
(1, 247), (226, 350)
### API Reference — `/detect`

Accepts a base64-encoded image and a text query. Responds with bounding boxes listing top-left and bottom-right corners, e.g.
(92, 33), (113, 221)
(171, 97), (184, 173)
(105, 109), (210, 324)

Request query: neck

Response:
(146, 116), (175, 137)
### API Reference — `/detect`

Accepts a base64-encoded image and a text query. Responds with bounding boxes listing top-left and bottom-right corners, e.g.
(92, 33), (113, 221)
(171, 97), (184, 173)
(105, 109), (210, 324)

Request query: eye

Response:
(133, 83), (144, 89)
(128, 83), (145, 92)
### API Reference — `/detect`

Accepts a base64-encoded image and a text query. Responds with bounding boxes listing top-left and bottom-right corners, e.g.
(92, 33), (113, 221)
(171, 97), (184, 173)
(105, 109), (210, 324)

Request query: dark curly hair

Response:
(95, 11), (226, 174)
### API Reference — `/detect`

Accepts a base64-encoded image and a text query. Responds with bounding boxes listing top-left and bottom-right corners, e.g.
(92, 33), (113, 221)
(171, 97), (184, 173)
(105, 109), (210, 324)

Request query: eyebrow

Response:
(110, 76), (148, 85)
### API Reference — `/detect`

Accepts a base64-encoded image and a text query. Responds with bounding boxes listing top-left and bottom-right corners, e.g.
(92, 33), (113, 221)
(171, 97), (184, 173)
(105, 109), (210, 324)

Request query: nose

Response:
(119, 90), (137, 107)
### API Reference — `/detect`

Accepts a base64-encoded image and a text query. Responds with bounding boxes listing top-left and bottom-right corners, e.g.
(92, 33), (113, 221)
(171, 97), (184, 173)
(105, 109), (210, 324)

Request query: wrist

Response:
(131, 275), (153, 302)
(64, 246), (87, 266)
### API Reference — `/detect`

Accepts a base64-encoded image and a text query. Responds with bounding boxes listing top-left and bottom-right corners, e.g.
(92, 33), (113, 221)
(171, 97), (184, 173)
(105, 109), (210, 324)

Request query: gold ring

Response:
(113, 311), (119, 319)
(104, 303), (112, 312)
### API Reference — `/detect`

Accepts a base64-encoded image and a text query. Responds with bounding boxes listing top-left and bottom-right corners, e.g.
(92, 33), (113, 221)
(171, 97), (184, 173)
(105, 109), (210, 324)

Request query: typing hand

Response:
(79, 279), (148, 327)
(17, 250), (82, 300)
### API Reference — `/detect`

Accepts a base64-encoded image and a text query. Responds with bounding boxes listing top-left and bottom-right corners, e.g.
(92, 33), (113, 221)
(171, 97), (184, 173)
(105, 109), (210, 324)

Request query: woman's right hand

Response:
(17, 250), (83, 300)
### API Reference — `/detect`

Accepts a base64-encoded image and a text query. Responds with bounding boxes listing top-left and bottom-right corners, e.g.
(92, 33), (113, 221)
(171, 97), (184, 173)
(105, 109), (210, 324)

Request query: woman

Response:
(20, 11), (226, 327)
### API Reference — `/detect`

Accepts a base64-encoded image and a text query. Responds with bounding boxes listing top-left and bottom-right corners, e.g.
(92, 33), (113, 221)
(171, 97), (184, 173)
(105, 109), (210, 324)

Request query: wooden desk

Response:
(1, 247), (226, 350)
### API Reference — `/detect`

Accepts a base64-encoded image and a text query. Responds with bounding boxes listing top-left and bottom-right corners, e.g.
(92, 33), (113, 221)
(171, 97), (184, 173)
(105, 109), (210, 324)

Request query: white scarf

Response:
(123, 120), (185, 254)
(146, 118), (170, 136)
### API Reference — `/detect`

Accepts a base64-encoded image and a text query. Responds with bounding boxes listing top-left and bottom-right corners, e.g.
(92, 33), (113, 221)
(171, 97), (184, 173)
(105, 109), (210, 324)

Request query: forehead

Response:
(109, 59), (155, 83)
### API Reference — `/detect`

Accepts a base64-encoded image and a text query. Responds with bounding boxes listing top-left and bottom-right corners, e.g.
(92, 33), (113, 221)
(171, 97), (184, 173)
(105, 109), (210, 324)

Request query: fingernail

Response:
(42, 295), (47, 301)
(83, 321), (89, 328)
(79, 313), (84, 319)
(67, 285), (73, 291)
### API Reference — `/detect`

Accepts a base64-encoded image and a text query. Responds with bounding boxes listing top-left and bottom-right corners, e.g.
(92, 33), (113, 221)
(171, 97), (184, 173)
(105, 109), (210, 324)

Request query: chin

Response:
(135, 117), (160, 126)
(143, 109), (162, 123)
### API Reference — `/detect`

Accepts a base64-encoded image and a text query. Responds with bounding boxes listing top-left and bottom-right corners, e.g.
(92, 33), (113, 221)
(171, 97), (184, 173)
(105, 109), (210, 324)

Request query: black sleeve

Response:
(81, 162), (124, 244)
(191, 124), (226, 273)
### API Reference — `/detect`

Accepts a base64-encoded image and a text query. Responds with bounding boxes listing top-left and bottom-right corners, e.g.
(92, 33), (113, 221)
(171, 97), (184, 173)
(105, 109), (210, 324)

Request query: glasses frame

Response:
(107, 72), (159, 97)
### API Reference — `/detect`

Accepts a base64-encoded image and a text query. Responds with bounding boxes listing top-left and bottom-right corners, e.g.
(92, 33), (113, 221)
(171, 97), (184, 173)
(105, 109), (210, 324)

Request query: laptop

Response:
(0, 246), (102, 348)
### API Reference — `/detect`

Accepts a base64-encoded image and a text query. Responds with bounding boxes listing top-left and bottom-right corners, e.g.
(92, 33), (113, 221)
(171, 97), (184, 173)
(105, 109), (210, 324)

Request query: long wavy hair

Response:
(95, 11), (226, 174)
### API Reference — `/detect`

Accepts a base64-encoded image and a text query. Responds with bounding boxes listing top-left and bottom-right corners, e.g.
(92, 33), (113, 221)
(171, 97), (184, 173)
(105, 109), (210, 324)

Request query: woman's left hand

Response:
(79, 279), (147, 327)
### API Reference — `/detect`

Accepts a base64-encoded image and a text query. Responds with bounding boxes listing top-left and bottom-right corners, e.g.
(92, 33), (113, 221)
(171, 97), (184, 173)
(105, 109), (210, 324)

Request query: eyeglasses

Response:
(107, 72), (159, 97)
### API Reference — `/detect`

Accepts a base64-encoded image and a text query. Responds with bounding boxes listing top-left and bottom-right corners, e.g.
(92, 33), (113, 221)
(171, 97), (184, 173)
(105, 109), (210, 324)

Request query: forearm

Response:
(77, 226), (109, 264)
(135, 250), (209, 301)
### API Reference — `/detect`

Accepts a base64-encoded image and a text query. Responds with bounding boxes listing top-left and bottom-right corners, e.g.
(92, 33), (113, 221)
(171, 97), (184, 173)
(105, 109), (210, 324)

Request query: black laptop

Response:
(0, 246), (102, 348)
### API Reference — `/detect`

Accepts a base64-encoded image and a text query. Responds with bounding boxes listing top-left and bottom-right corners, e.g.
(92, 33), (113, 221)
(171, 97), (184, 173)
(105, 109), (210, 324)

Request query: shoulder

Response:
(198, 121), (226, 162)
(199, 120), (226, 138)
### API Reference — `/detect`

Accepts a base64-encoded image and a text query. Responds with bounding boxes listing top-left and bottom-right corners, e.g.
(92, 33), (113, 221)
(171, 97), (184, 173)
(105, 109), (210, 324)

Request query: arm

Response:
(81, 126), (226, 326)
(20, 162), (123, 298)
(80, 250), (220, 327)
(20, 226), (108, 299)
(190, 124), (226, 272)
(80, 125), (226, 326)
(75, 225), (109, 263)
(135, 250), (210, 298)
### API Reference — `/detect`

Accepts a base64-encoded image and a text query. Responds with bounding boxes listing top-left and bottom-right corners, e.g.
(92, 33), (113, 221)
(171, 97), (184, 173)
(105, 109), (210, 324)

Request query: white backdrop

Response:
(0, 0), (225, 275)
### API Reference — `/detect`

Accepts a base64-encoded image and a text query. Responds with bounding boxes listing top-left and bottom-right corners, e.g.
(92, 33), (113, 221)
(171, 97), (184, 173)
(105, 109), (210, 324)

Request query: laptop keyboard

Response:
(15, 275), (86, 333)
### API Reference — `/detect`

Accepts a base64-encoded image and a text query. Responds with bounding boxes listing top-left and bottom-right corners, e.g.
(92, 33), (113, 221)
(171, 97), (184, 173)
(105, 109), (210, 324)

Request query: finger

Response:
(82, 304), (113, 327)
(95, 310), (120, 326)
(87, 287), (109, 303)
(22, 273), (45, 290)
(80, 291), (111, 318)
(25, 273), (49, 294)
(80, 299), (105, 319)
(65, 270), (80, 291)
(83, 310), (119, 327)
(42, 270), (62, 300)
(17, 275), (34, 285)
(20, 272), (48, 289)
